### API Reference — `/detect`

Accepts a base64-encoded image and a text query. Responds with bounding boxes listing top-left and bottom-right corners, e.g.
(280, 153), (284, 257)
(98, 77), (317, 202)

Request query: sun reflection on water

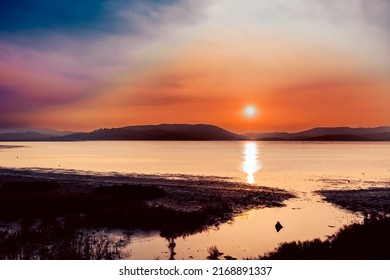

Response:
(241, 142), (261, 184)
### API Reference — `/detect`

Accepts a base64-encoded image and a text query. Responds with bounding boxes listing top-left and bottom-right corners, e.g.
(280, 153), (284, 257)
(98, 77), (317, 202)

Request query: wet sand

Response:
(0, 167), (296, 260)
(257, 184), (390, 260)
(0, 167), (294, 218)
(317, 187), (390, 216)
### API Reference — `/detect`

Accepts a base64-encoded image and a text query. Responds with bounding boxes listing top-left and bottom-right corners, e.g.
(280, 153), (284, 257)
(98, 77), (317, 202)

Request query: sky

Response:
(1, 0), (390, 133)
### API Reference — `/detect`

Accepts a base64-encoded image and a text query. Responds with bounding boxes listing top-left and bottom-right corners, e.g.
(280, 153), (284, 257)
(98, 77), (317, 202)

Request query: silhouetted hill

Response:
(2, 125), (390, 141)
(0, 128), (75, 141)
(56, 124), (244, 141)
(301, 135), (370, 141)
(362, 132), (390, 141)
(0, 132), (49, 141)
(248, 127), (390, 141)
(291, 127), (390, 140)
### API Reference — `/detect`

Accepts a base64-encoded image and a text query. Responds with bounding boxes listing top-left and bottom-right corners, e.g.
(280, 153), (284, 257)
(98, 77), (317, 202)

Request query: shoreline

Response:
(257, 185), (390, 259)
(1, 166), (388, 259)
(0, 167), (294, 212)
(316, 187), (390, 217)
(0, 167), (294, 259)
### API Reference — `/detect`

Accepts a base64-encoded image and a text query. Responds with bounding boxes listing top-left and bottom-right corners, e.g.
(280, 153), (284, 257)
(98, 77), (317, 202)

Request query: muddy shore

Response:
(0, 167), (294, 213)
(0, 167), (296, 259)
(317, 187), (390, 216)
(258, 182), (390, 259)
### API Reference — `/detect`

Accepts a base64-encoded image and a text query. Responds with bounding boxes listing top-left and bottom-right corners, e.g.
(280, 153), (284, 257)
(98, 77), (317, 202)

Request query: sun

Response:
(244, 106), (256, 117)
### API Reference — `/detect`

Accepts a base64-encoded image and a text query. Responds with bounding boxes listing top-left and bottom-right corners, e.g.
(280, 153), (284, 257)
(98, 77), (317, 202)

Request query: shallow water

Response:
(1, 141), (390, 259)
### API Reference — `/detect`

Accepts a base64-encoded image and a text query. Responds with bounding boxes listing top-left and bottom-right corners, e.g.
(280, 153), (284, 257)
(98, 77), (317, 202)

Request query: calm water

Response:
(1, 141), (390, 259)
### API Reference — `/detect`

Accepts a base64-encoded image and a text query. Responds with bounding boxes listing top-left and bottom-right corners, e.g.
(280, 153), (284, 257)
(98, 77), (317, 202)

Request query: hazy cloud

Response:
(1, 0), (389, 131)
(0, 0), (211, 125)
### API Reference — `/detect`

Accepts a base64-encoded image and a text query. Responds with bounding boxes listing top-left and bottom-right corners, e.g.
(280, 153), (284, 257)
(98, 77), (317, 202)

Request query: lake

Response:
(1, 141), (390, 259)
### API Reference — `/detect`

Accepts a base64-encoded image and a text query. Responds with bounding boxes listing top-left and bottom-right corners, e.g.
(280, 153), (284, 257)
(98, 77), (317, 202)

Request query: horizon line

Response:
(1, 123), (390, 135)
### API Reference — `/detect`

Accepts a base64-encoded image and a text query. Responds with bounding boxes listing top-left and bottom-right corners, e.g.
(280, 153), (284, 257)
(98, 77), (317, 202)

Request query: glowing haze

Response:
(1, 0), (389, 133)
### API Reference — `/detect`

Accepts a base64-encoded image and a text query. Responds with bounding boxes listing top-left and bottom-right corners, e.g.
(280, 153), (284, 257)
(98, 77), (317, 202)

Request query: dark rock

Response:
(275, 221), (283, 232)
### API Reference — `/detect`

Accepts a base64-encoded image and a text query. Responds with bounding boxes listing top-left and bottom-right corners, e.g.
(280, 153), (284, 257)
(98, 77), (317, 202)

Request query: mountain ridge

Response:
(246, 126), (390, 141)
(0, 128), (77, 141)
(54, 124), (244, 141)
(1, 125), (390, 141)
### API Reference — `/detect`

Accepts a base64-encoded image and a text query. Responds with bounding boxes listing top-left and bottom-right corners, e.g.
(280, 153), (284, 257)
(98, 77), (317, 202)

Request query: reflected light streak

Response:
(240, 142), (261, 184)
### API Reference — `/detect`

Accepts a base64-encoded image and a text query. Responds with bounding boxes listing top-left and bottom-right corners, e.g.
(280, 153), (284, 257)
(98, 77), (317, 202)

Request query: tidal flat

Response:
(256, 186), (390, 260)
(1, 141), (389, 259)
(0, 167), (294, 259)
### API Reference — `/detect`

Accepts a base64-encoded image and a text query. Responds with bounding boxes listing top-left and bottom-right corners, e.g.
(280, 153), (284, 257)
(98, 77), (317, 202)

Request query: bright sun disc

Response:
(245, 106), (256, 116)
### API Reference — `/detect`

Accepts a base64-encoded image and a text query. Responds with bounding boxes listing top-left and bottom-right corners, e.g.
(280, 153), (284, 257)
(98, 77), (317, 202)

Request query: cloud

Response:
(0, 0), (208, 37)
(0, 1), (193, 33)
(1, 0), (389, 131)
(316, 0), (390, 27)
(1, 0), (211, 67)
(0, 0), (211, 125)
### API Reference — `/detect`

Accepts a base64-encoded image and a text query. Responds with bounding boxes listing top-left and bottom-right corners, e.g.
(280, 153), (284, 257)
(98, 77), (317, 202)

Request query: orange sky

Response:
(1, 0), (390, 133)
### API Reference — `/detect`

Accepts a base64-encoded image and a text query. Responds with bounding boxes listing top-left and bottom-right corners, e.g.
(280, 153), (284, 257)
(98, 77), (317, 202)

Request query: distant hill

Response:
(0, 128), (75, 141)
(55, 124), (244, 141)
(246, 127), (390, 141)
(301, 135), (370, 141)
(2, 125), (390, 141)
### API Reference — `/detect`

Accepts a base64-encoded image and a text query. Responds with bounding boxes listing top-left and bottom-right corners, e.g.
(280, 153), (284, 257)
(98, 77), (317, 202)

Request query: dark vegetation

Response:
(258, 187), (390, 260)
(0, 182), (228, 236)
(1, 181), (60, 193)
(259, 216), (390, 260)
(0, 220), (124, 260)
(92, 184), (166, 200)
(0, 179), (261, 259)
(207, 245), (224, 260)
(0, 168), (293, 259)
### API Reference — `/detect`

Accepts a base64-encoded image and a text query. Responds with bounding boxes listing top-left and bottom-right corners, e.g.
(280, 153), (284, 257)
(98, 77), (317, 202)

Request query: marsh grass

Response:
(207, 245), (224, 260)
(0, 219), (124, 260)
(1, 181), (60, 193)
(259, 216), (390, 260)
(0, 181), (241, 259)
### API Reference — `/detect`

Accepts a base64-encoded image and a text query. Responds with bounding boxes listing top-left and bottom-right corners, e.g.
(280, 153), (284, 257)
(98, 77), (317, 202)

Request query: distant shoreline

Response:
(1, 124), (390, 141)
(0, 145), (24, 148)
(1, 139), (390, 142)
